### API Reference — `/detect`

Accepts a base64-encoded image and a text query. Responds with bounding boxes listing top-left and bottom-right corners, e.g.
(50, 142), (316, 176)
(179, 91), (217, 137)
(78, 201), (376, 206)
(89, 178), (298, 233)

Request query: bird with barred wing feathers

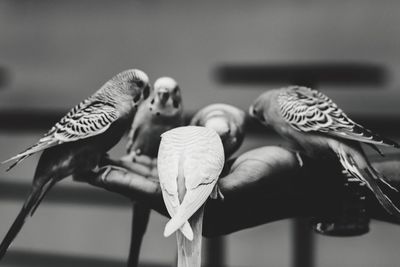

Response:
(249, 86), (400, 218)
(0, 69), (151, 260)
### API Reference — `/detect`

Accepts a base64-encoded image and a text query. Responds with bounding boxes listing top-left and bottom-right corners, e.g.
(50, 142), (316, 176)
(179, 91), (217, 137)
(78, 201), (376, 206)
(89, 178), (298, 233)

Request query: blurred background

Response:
(1, 0), (400, 266)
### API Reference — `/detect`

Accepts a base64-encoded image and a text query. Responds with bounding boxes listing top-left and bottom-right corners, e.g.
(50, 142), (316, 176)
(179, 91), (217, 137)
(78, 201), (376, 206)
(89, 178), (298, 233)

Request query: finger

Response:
(102, 157), (153, 177)
(218, 146), (298, 194)
(97, 168), (167, 215)
(132, 154), (154, 166)
(149, 167), (159, 180)
(106, 169), (160, 195)
(151, 158), (158, 167)
(87, 167), (159, 196)
(124, 161), (153, 176)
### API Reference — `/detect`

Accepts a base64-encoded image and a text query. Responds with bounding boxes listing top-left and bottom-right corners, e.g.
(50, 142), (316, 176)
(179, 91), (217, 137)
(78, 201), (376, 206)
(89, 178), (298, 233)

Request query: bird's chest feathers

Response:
(131, 123), (171, 155)
(286, 129), (336, 158)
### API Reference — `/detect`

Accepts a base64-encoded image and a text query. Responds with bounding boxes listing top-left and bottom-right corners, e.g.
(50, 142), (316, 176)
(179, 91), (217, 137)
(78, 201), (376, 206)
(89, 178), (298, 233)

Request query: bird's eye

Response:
(133, 93), (141, 103)
(173, 99), (179, 108)
(142, 85), (150, 100)
(136, 80), (144, 88)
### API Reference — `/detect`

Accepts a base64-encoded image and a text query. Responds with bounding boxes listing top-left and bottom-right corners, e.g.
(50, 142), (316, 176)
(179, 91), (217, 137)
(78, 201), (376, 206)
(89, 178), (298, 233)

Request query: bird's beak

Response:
(249, 105), (266, 123)
(158, 88), (170, 105)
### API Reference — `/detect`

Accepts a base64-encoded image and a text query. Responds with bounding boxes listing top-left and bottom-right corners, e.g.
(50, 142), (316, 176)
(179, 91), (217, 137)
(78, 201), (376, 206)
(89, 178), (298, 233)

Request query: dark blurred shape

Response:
(215, 63), (387, 87)
(204, 237), (225, 267)
(0, 180), (129, 207)
(3, 250), (166, 267)
(292, 218), (314, 267)
(0, 67), (11, 90)
(311, 173), (370, 236)
(0, 109), (65, 132)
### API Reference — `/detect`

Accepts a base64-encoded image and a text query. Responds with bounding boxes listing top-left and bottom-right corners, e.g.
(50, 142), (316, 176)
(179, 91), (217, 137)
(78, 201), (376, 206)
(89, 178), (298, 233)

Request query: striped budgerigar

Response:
(0, 69), (151, 259)
(249, 86), (400, 218)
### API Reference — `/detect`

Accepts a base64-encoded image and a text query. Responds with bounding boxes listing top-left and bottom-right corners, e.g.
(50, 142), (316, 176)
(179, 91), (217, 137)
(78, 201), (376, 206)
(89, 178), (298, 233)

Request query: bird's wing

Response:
(277, 86), (399, 148)
(3, 99), (120, 166)
(163, 128), (225, 237)
(157, 133), (181, 217)
(158, 132), (195, 239)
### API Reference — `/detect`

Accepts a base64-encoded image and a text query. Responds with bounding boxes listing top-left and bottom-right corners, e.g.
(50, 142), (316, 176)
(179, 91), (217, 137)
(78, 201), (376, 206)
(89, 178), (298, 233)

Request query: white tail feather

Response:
(336, 143), (400, 217)
(176, 206), (204, 267)
(165, 221), (193, 241)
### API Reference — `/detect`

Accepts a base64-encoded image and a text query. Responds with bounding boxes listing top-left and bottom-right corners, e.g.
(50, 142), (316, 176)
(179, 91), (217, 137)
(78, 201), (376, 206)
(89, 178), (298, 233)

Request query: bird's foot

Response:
(120, 154), (135, 163)
(210, 185), (224, 201)
(121, 151), (138, 163)
(97, 165), (128, 182)
(295, 152), (304, 168)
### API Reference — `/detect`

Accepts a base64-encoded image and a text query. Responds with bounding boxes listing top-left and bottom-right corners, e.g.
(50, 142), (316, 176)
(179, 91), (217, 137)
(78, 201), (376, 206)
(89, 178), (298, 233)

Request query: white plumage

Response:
(157, 126), (224, 267)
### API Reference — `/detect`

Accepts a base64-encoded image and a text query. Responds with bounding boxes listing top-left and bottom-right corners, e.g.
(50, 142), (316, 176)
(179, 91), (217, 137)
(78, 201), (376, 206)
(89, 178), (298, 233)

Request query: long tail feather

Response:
(336, 144), (400, 219)
(367, 175), (400, 217)
(3, 155), (29, 172)
(367, 144), (385, 157)
(351, 123), (400, 149)
(127, 202), (151, 267)
(30, 179), (56, 216)
(164, 183), (214, 239)
(176, 206), (204, 267)
(0, 179), (53, 260)
(2, 137), (57, 171)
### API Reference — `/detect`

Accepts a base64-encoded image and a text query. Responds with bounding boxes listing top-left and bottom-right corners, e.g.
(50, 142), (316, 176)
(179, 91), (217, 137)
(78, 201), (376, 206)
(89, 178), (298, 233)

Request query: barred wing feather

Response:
(3, 99), (119, 170)
(278, 86), (399, 148)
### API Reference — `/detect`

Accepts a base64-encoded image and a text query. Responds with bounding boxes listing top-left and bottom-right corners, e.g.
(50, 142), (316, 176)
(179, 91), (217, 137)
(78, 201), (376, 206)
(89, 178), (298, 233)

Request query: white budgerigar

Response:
(158, 126), (225, 267)
(249, 86), (400, 218)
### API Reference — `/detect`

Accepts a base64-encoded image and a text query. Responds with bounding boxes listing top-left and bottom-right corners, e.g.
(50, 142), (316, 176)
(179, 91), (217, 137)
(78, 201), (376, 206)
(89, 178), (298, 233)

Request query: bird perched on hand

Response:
(123, 76), (184, 267)
(190, 103), (246, 158)
(249, 86), (400, 218)
(0, 69), (150, 260)
(158, 126), (225, 267)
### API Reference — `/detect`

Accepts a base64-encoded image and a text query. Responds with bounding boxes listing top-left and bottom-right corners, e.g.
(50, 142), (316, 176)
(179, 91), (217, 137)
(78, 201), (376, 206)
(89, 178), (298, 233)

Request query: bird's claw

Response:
(121, 153), (136, 163)
(98, 165), (128, 182)
(295, 152), (304, 168)
(99, 153), (112, 166)
(210, 185), (224, 201)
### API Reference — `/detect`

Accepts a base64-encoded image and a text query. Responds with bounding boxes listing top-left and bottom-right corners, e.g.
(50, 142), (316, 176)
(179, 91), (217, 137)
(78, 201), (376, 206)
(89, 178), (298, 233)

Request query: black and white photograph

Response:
(0, 1), (400, 267)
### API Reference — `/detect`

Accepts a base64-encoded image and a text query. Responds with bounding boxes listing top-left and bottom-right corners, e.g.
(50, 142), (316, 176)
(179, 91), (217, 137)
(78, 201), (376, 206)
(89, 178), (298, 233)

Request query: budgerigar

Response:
(249, 86), (400, 217)
(0, 69), (150, 259)
(158, 126), (225, 267)
(190, 103), (246, 158)
(124, 77), (184, 267)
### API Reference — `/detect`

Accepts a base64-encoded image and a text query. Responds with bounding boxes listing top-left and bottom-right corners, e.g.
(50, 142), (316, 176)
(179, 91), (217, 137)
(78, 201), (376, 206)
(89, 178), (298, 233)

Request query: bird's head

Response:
(108, 69), (151, 109)
(249, 90), (275, 126)
(150, 77), (183, 116)
(192, 104), (246, 158)
(205, 116), (231, 140)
